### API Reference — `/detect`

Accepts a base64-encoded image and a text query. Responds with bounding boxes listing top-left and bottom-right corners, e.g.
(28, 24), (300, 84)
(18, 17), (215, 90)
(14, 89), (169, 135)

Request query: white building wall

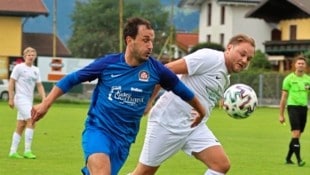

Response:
(230, 6), (271, 51)
(197, 0), (272, 51)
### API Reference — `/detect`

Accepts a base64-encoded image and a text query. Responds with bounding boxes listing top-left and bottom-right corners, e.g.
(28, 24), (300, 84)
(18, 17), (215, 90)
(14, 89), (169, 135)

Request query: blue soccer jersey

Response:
(56, 53), (191, 145)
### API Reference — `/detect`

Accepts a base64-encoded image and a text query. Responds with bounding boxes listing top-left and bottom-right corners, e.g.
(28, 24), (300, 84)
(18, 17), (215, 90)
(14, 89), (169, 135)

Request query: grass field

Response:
(0, 101), (309, 175)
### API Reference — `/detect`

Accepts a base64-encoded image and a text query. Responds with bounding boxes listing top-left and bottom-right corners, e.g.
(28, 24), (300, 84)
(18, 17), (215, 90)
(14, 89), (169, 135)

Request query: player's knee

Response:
(208, 158), (230, 173)
(220, 159), (231, 173)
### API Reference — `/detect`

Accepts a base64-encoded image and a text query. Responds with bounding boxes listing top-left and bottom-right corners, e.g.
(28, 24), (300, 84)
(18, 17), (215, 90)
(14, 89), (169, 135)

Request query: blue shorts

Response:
(81, 127), (130, 175)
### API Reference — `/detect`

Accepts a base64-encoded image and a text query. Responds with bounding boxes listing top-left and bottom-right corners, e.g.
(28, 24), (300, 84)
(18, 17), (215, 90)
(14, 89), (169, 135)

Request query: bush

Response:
(189, 42), (224, 53)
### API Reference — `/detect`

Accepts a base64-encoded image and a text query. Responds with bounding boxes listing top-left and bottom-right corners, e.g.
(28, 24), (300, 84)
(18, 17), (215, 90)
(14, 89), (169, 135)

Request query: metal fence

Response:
(52, 73), (285, 107)
(230, 73), (284, 107)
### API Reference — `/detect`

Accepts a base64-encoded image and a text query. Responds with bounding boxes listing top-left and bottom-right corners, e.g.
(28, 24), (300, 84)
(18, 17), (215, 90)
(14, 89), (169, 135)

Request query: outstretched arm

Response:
(164, 58), (207, 127)
(31, 86), (64, 123)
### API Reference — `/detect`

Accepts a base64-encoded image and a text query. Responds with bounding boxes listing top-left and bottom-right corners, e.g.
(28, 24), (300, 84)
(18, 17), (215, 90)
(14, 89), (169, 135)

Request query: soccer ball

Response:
(223, 83), (258, 119)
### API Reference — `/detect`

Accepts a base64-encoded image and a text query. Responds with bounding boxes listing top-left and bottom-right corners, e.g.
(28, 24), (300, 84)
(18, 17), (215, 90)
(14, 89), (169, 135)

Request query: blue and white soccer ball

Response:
(223, 83), (258, 119)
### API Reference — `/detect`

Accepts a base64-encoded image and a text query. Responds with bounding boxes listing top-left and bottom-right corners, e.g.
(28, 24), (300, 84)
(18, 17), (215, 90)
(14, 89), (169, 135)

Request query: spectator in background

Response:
(8, 47), (46, 159)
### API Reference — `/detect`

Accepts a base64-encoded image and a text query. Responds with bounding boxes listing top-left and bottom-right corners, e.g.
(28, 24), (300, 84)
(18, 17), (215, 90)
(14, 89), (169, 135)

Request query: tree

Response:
(68, 0), (169, 58)
(249, 50), (271, 70)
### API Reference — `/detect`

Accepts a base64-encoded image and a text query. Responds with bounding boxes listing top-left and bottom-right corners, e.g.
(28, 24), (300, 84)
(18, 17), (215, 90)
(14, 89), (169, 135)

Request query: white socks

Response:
(205, 169), (225, 175)
(9, 132), (21, 154)
(9, 128), (34, 155)
(25, 128), (34, 152)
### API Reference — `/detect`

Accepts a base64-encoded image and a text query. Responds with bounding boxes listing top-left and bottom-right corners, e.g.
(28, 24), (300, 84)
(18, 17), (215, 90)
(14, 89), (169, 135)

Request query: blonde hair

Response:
(228, 34), (256, 48)
(23, 47), (37, 58)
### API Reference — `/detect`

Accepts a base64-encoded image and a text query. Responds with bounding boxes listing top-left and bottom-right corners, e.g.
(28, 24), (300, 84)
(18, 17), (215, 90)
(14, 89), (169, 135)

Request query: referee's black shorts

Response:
(287, 105), (308, 132)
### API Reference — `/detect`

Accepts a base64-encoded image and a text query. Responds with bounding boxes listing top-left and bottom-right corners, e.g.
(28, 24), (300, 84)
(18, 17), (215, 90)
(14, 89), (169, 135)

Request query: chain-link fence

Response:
(40, 72), (287, 106)
(230, 72), (285, 107)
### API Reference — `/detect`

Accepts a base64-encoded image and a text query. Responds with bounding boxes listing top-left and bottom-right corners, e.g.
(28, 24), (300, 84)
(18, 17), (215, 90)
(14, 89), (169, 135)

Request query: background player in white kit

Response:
(8, 47), (46, 159)
(130, 34), (256, 175)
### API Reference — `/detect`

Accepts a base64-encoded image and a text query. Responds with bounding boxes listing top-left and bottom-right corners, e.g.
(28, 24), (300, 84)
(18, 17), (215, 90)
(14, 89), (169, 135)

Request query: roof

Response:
(0, 0), (48, 17)
(178, 0), (260, 8)
(176, 32), (198, 52)
(178, 0), (205, 8)
(246, 0), (310, 23)
(22, 33), (71, 57)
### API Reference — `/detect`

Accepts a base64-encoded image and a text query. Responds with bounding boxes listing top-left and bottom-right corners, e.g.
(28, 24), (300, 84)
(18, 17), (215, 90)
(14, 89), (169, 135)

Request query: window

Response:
(220, 33), (224, 46)
(207, 35), (211, 42)
(220, 6), (225, 25)
(207, 3), (212, 26)
(271, 29), (281, 41)
(289, 25), (297, 40)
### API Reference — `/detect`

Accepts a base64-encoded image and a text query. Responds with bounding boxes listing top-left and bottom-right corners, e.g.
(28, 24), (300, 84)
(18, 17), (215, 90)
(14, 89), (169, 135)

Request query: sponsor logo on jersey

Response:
(139, 70), (149, 82)
(108, 86), (145, 106)
(131, 87), (143, 92)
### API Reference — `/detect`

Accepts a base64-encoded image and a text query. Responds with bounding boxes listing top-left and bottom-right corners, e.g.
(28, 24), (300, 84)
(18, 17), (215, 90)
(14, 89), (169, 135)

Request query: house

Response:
(0, 0), (71, 79)
(178, 0), (272, 52)
(23, 33), (71, 57)
(176, 32), (199, 54)
(158, 32), (198, 63)
(246, 0), (310, 72)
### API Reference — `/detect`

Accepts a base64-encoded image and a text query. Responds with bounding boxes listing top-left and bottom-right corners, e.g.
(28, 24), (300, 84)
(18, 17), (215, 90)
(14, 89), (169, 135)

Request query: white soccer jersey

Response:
(149, 48), (230, 133)
(10, 63), (42, 100)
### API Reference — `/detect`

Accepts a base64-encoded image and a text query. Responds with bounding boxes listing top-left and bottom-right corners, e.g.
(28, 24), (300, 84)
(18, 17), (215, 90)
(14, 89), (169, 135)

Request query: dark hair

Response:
(123, 17), (153, 45)
(294, 55), (307, 62)
(293, 55), (308, 67)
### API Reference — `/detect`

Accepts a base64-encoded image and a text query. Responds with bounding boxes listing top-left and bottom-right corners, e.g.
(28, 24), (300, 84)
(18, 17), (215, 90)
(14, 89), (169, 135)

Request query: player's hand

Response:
(279, 115), (285, 124)
(31, 103), (49, 124)
(8, 99), (14, 109)
(190, 109), (204, 128)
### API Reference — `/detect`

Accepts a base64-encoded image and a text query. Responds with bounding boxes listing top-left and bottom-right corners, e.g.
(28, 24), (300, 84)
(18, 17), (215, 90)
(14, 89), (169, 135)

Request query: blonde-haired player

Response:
(8, 47), (46, 159)
(131, 34), (256, 175)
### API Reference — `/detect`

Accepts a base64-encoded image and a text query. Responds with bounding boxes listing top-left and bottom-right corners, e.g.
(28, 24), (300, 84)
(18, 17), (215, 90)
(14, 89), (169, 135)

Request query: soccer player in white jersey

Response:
(8, 47), (46, 159)
(130, 34), (256, 175)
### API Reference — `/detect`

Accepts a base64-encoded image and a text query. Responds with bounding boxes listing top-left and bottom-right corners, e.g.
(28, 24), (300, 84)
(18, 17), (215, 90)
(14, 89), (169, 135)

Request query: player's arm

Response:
(279, 90), (288, 124)
(31, 72), (80, 123)
(36, 82), (46, 101)
(158, 60), (206, 127)
(171, 81), (206, 127)
(165, 58), (188, 74)
(8, 78), (16, 108)
(144, 84), (161, 115)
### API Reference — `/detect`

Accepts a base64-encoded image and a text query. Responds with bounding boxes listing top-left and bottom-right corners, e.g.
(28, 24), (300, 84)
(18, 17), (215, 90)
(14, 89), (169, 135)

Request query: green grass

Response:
(0, 101), (309, 175)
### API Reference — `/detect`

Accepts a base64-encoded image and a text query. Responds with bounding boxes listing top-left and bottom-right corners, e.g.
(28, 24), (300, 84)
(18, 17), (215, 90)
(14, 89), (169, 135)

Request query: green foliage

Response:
(303, 50), (310, 58)
(303, 50), (310, 65)
(1, 102), (309, 175)
(68, 0), (169, 58)
(249, 50), (272, 70)
(189, 42), (224, 53)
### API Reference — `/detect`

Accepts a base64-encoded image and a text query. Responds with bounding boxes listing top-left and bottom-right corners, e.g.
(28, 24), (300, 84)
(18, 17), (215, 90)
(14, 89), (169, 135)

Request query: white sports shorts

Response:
(14, 97), (32, 120)
(139, 120), (221, 166)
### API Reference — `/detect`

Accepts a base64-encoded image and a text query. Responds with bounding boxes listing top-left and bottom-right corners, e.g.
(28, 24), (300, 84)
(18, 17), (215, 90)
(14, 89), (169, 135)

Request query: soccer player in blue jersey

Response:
(31, 17), (206, 175)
